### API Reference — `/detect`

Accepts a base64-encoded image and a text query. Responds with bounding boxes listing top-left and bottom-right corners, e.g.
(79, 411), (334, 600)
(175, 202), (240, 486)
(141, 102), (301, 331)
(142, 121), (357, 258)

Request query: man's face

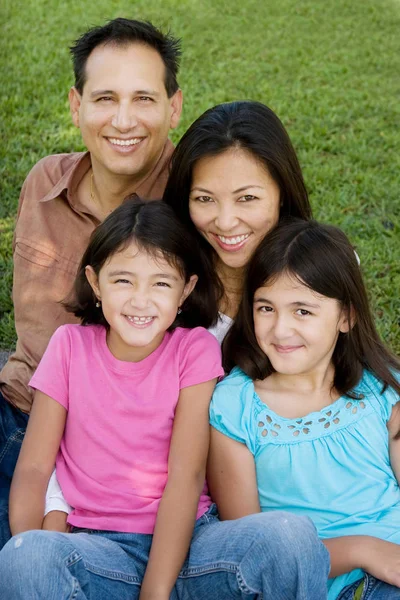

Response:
(69, 43), (182, 181)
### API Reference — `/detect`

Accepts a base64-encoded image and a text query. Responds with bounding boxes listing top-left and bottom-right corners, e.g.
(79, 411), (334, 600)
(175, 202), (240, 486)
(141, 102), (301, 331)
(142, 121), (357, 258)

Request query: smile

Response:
(273, 345), (303, 354)
(213, 233), (251, 251)
(124, 315), (155, 328)
(108, 138), (142, 146)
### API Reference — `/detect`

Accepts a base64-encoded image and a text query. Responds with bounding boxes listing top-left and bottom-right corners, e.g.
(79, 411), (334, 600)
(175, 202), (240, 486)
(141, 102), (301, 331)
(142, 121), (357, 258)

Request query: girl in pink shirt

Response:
(0, 198), (329, 599)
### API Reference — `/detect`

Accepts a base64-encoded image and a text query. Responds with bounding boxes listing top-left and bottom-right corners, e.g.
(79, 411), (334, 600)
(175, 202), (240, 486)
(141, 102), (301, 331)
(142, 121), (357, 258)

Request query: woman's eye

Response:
(195, 195), (213, 203)
(239, 195), (257, 202)
(155, 282), (171, 288)
(296, 308), (311, 316)
(115, 278), (130, 284)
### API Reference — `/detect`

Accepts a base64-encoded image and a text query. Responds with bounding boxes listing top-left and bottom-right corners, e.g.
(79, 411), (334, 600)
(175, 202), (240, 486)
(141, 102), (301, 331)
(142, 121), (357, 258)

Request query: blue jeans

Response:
(0, 507), (330, 599)
(338, 574), (400, 599)
(0, 390), (28, 550)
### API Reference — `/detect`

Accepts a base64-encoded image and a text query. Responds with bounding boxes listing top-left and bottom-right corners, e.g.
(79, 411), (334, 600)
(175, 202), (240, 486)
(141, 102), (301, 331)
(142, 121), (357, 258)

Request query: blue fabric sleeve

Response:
(209, 368), (257, 454)
(362, 370), (400, 422)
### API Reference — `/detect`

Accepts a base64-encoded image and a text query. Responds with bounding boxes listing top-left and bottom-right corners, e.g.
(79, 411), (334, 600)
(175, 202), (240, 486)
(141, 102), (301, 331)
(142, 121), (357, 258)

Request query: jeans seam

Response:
(0, 430), (25, 464)
(179, 561), (238, 578)
(84, 562), (141, 584)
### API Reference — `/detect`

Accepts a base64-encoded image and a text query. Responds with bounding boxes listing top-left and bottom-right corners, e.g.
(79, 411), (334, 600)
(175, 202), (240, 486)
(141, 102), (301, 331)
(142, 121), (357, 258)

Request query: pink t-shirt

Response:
(29, 324), (223, 533)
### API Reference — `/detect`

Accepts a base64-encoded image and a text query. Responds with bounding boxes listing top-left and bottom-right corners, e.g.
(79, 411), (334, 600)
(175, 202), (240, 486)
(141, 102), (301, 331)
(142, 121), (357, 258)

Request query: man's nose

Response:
(111, 102), (138, 132)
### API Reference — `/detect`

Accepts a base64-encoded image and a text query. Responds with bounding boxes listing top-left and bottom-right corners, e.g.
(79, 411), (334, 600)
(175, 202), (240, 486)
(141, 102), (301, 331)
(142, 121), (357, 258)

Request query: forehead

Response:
(83, 42), (167, 93)
(191, 148), (273, 189)
(255, 273), (326, 303)
(103, 241), (181, 274)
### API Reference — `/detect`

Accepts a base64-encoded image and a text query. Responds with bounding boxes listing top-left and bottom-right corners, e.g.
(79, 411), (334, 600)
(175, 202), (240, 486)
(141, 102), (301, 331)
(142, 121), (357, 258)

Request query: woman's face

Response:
(189, 148), (280, 270)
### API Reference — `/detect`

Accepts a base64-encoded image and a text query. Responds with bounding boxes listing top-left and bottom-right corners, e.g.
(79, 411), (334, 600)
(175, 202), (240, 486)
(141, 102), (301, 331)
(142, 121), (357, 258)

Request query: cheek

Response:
(188, 204), (206, 230)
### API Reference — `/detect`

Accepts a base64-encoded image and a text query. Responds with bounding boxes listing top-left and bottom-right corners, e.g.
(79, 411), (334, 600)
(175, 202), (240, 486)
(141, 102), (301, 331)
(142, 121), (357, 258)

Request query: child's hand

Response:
(360, 538), (400, 588)
(42, 510), (70, 533)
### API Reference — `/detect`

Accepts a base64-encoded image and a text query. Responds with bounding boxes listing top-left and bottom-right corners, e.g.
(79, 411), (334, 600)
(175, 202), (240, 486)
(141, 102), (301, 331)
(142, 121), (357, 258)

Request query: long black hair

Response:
(164, 101), (311, 299)
(66, 197), (219, 329)
(224, 219), (399, 400)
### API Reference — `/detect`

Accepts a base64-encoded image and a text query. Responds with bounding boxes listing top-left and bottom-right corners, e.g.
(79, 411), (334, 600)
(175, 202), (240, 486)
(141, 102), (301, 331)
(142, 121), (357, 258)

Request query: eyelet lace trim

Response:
(257, 397), (366, 440)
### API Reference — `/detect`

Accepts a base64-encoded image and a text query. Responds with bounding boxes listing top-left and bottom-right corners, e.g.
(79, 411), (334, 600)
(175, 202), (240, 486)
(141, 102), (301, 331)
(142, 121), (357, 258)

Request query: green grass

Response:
(1, 0), (399, 353)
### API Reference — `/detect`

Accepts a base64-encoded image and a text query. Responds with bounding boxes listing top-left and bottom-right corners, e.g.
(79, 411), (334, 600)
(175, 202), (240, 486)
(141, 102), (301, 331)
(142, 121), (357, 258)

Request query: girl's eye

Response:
(115, 278), (130, 284)
(155, 282), (171, 288)
(296, 308), (311, 316)
(239, 195), (257, 202)
(258, 305), (273, 313)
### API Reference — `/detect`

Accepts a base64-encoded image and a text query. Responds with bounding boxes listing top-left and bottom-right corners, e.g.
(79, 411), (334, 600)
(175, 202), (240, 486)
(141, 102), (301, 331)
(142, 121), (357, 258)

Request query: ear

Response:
(179, 274), (198, 306)
(169, 89), (183, 130)
(339, 305), (356, 333)
(85, 265), (101, 300)
(69, 86), (82, 128)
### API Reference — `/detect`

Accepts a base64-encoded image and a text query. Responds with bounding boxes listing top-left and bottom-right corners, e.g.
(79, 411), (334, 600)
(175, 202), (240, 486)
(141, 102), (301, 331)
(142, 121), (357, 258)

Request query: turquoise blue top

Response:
(209, 367), (400, 599)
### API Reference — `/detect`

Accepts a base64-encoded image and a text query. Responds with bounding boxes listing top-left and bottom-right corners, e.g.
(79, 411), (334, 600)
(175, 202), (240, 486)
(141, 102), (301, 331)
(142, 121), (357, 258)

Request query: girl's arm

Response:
(139, 378), (218, 600)
(9, 390), (67, 535)
(388, 401), (400, 483)
(207, 427), (400, 586)
(207, 428), (260, 519)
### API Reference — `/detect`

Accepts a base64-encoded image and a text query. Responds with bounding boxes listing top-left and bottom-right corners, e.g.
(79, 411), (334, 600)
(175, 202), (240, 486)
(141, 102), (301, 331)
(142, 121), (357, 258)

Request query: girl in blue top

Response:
(209, 219), (400, 600)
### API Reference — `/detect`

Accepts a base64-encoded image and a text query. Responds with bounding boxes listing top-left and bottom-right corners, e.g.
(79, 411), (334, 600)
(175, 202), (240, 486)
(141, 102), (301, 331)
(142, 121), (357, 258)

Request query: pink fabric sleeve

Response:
(29, 325), (71, 409)
(179, 328), (224, 389)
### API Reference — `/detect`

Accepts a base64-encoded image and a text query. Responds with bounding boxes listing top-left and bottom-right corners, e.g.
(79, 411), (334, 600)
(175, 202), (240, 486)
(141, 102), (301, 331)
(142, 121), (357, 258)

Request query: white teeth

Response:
(218, 234), (250, 245)
(126, 316), (153, 323)
(109, 138), (141, 146)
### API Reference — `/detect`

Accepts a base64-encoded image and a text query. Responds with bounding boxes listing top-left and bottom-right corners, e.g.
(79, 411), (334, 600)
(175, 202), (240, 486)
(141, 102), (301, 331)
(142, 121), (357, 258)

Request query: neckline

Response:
(97, 325), (171, 373)
(249, 377), (346, 423)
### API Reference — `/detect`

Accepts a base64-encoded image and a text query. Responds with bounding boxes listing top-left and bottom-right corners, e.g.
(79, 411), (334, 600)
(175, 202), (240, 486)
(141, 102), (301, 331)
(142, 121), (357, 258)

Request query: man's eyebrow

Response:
(90, 89), (160, 98)
(90, 90), (115, 98)
(190, 185), (264, 194)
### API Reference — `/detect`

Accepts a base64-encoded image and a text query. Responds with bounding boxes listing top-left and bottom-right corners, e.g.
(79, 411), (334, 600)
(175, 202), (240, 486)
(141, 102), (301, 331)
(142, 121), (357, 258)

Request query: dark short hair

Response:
(66, 198), (219, 329)
(70, 18), (181, 96)
(223, 219), (400, 400)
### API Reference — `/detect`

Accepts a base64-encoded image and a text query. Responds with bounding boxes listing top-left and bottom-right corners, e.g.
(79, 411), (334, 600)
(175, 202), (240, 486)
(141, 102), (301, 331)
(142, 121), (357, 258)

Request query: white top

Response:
(45, 314), (233, 516)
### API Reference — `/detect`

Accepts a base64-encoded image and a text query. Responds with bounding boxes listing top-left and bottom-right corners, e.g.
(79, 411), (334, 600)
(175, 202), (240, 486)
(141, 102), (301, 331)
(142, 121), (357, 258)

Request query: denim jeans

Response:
(338, 574), (400, 599)
(0, 390), (28, 550)
(0, 507), (330, 599)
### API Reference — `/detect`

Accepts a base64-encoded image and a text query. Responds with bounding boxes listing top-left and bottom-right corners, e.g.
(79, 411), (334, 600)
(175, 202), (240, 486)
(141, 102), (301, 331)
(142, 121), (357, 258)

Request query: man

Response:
(0, 17), (183, 548)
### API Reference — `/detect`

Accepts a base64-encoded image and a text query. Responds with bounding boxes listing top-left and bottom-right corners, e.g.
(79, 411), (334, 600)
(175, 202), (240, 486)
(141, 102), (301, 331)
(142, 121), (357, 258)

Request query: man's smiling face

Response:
(69, 42), (182, 182)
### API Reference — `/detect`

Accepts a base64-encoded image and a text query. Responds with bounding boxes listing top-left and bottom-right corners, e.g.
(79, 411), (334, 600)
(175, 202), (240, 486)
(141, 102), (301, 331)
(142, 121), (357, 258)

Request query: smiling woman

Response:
(164, 100), (311, 329)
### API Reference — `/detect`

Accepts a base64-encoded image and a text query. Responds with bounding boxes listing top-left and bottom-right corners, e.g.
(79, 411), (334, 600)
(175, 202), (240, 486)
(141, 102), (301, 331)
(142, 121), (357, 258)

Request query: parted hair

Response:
(66, 197), (219, 330)
(223, 219), (400, 401)
(163, 101), (311, 300)
(70, 18), (181, 96)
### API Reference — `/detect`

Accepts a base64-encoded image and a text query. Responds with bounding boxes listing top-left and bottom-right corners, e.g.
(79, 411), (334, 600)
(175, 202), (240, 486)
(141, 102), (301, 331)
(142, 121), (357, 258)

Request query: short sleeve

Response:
(362, 370), (400, 422)
(29, 325), (71, 409)
(179, 327), (224, 389)
(209, 368), (257, 454)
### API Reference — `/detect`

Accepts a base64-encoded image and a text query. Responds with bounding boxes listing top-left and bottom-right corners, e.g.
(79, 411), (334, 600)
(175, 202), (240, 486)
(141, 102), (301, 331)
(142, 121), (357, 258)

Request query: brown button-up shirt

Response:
(0, 141), (174, 413)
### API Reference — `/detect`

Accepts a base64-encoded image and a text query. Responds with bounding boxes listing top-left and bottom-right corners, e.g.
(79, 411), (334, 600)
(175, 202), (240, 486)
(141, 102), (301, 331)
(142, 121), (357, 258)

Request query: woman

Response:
(164, 100), (311, 340)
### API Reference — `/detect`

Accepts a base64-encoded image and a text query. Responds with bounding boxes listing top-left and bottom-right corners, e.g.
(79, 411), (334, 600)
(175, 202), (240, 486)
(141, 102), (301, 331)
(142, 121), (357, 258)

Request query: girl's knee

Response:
(0, 530), (71, 576)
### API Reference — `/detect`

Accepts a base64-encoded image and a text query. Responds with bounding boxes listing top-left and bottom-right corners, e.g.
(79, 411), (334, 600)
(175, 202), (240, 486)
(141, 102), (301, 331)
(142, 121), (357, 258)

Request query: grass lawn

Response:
(1, 0), (399, 353)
